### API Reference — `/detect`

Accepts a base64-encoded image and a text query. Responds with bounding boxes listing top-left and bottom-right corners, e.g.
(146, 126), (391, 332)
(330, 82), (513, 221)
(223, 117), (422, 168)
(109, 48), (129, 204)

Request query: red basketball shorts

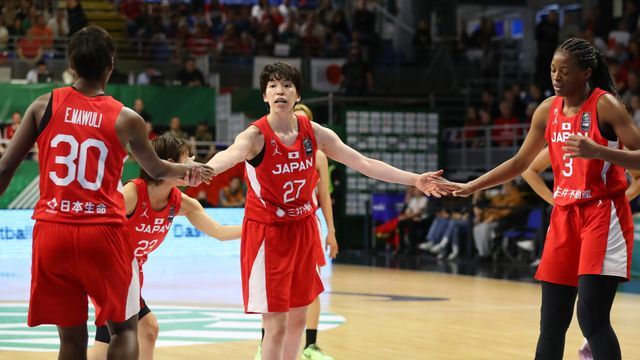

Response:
(28, 221), (140, 327)
(535, 195), (634, 287)
(241, 215), (324, 313)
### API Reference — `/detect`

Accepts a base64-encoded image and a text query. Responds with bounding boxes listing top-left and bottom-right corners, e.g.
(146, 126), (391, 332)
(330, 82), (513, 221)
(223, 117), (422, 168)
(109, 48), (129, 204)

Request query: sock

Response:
(261, 328), (265, 343)
(305, 329), (318, 348)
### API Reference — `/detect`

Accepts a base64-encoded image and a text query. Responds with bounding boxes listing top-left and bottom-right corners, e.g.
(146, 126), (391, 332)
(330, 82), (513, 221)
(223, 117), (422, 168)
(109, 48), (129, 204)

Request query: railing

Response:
(441, 123), (531, 176)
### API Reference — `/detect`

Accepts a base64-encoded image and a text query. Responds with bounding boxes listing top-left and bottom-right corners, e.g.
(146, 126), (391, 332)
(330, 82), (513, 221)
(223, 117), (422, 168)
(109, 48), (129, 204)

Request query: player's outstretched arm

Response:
(312, 122), (448, 197)
(117, 107), (214, 182)
(0, 94), (48, 196)
(206, 127), (260, 174)
(521, 147), (554, 205)
(316, 150), (338, 259)
(179, 193), (242, 240)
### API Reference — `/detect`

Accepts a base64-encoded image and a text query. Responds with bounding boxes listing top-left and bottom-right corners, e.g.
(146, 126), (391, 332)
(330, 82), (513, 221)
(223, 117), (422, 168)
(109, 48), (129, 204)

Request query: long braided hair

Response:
(557, 38), (618, 98)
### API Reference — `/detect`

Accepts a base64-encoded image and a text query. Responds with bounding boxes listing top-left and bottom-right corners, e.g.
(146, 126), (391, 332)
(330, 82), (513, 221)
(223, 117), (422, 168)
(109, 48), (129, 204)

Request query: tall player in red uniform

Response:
(205, 62), (448, 360)
(89, 134), (241, 360)
(0, 26), (213, 359)
(438, 38), (640, 360)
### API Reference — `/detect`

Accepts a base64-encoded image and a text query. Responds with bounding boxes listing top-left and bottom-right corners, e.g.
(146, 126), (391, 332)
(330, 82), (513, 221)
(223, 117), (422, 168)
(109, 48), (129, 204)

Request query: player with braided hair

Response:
(438, 37), (640, 359)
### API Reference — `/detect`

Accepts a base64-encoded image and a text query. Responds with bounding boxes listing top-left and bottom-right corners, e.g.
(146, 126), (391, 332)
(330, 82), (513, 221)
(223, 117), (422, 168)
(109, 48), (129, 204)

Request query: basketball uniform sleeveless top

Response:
(244, 115), (319, 223)
(545, 87), (627, 206)
(127, 178), (182, 272)
(33, 86), (129, 224)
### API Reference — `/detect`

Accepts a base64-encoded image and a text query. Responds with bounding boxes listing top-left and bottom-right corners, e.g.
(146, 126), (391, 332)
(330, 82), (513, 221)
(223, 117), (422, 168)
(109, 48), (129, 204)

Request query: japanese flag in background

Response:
(310, 58), (345, 92)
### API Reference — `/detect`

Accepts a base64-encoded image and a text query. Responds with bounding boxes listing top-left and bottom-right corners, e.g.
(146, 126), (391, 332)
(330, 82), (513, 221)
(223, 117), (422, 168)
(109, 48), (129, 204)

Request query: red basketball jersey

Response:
(127, 179), (182, 268)
(545, 88), (628, 206)
(244, 115), (319, 223)
(33, 87), (129, 224)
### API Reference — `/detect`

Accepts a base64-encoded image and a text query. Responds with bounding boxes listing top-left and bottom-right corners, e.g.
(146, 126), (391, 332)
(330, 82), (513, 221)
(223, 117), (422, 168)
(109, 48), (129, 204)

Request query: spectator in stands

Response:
(325, 33), (347, 58)
(254, 17), (277, 55)
(431, 206), (470, 261)
(25, 60), (52, 84)
(473, 181), (524, 260)
(136, 65), (161, 85)
(621, 0), (639, 34)
(145, 120), (158, 140)
(30, 14), (53, 52)
(535, 10), (559, 94)
(327, 8), (350, 41)
(22, 6), (38, 33)
(479, 88), (500, 119)
(461, 105), (481, 147)
(341, 44), (373, 96)
(219, 176), (245, 207)
(133, 98), (152, 123)
(176, 58), (206, 86)
(67, 0), (88, 36)
(472, 108), (493, 148)
(492, 101), (519, 147)
(8, 17), (25, 38)
(120, 0), (144, 38)
(278, 13), (300, 52)
(620, 40), (640, 83)
(352, 0), (375, 39)
(413, 18), (431, 64)
(468, 17), (495, 51)
(558, 11), (579, 42)
(192, 122), (216, 163)
(17, 29), (43, 64)
(218, 24), (240, 59)
(4, 111), (21, 140)
(620, 71), (639, 106)
(251, 0), (269, 22)
(278, 0), (297, 22)
(0, 17), (8, 50)
(166, 116), (189, 140)
(237, 31), (255, 56)
(187, 23), (216, 58)
(300, 13), (325, 56)
(418, 207), (449, 253)
(396, 186), (428, 254)
(48, 8), (69, 38)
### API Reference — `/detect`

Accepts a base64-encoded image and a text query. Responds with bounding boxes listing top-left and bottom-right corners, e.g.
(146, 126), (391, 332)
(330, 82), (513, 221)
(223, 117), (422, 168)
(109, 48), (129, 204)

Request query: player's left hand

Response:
(416, 170), (455, 197)
(326, 232), (338, 259)
(563, 134), (601, 159)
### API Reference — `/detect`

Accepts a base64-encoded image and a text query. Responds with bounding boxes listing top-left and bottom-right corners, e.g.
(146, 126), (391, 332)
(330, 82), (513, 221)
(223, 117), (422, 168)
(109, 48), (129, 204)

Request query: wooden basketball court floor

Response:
(2, 264), (640, 359)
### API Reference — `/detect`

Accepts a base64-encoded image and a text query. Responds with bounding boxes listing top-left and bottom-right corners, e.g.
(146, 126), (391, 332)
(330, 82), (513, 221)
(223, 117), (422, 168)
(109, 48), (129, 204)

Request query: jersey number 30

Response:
(48, 134), (108, 190)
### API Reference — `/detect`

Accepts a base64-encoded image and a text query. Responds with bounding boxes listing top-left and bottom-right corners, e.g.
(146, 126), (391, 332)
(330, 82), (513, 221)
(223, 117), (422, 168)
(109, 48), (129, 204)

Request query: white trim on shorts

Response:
(125, 258), (141, 320)
(600, 200), (629, 278)
(247, 239), (268, 313)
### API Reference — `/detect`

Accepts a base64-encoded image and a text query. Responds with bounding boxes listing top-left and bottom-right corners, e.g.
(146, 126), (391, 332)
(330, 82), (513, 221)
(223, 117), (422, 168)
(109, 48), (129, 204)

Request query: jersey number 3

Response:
(48, 134), (108, 190)
(562, 157), (573, 177)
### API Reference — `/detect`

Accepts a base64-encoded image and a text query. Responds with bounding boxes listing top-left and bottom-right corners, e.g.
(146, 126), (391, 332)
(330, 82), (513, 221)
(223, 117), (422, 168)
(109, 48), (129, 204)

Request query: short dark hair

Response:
(67, 26), (115, 82)
(139, 133), (190, 185)
(259, 61), (302, 95)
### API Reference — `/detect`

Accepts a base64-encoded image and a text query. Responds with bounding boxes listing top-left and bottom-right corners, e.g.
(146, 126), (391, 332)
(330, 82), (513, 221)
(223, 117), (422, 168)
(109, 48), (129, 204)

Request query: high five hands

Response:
(416, 170), (472, 198)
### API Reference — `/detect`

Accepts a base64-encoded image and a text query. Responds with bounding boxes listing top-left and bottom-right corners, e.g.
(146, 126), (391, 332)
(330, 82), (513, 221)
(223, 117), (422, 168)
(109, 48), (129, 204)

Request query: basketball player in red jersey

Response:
(205, 62), (448, 360)
(437, 38), (640, 360)
(89, 134), (241, 360)
(0, 26), (213, 360)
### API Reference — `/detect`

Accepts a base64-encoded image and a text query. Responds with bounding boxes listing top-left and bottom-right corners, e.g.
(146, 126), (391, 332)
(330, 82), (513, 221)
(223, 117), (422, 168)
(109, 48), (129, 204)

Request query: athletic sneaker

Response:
(578, 339), (593, 360)
(255, 345), (261, 360)
(301, 344), (334, 360)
